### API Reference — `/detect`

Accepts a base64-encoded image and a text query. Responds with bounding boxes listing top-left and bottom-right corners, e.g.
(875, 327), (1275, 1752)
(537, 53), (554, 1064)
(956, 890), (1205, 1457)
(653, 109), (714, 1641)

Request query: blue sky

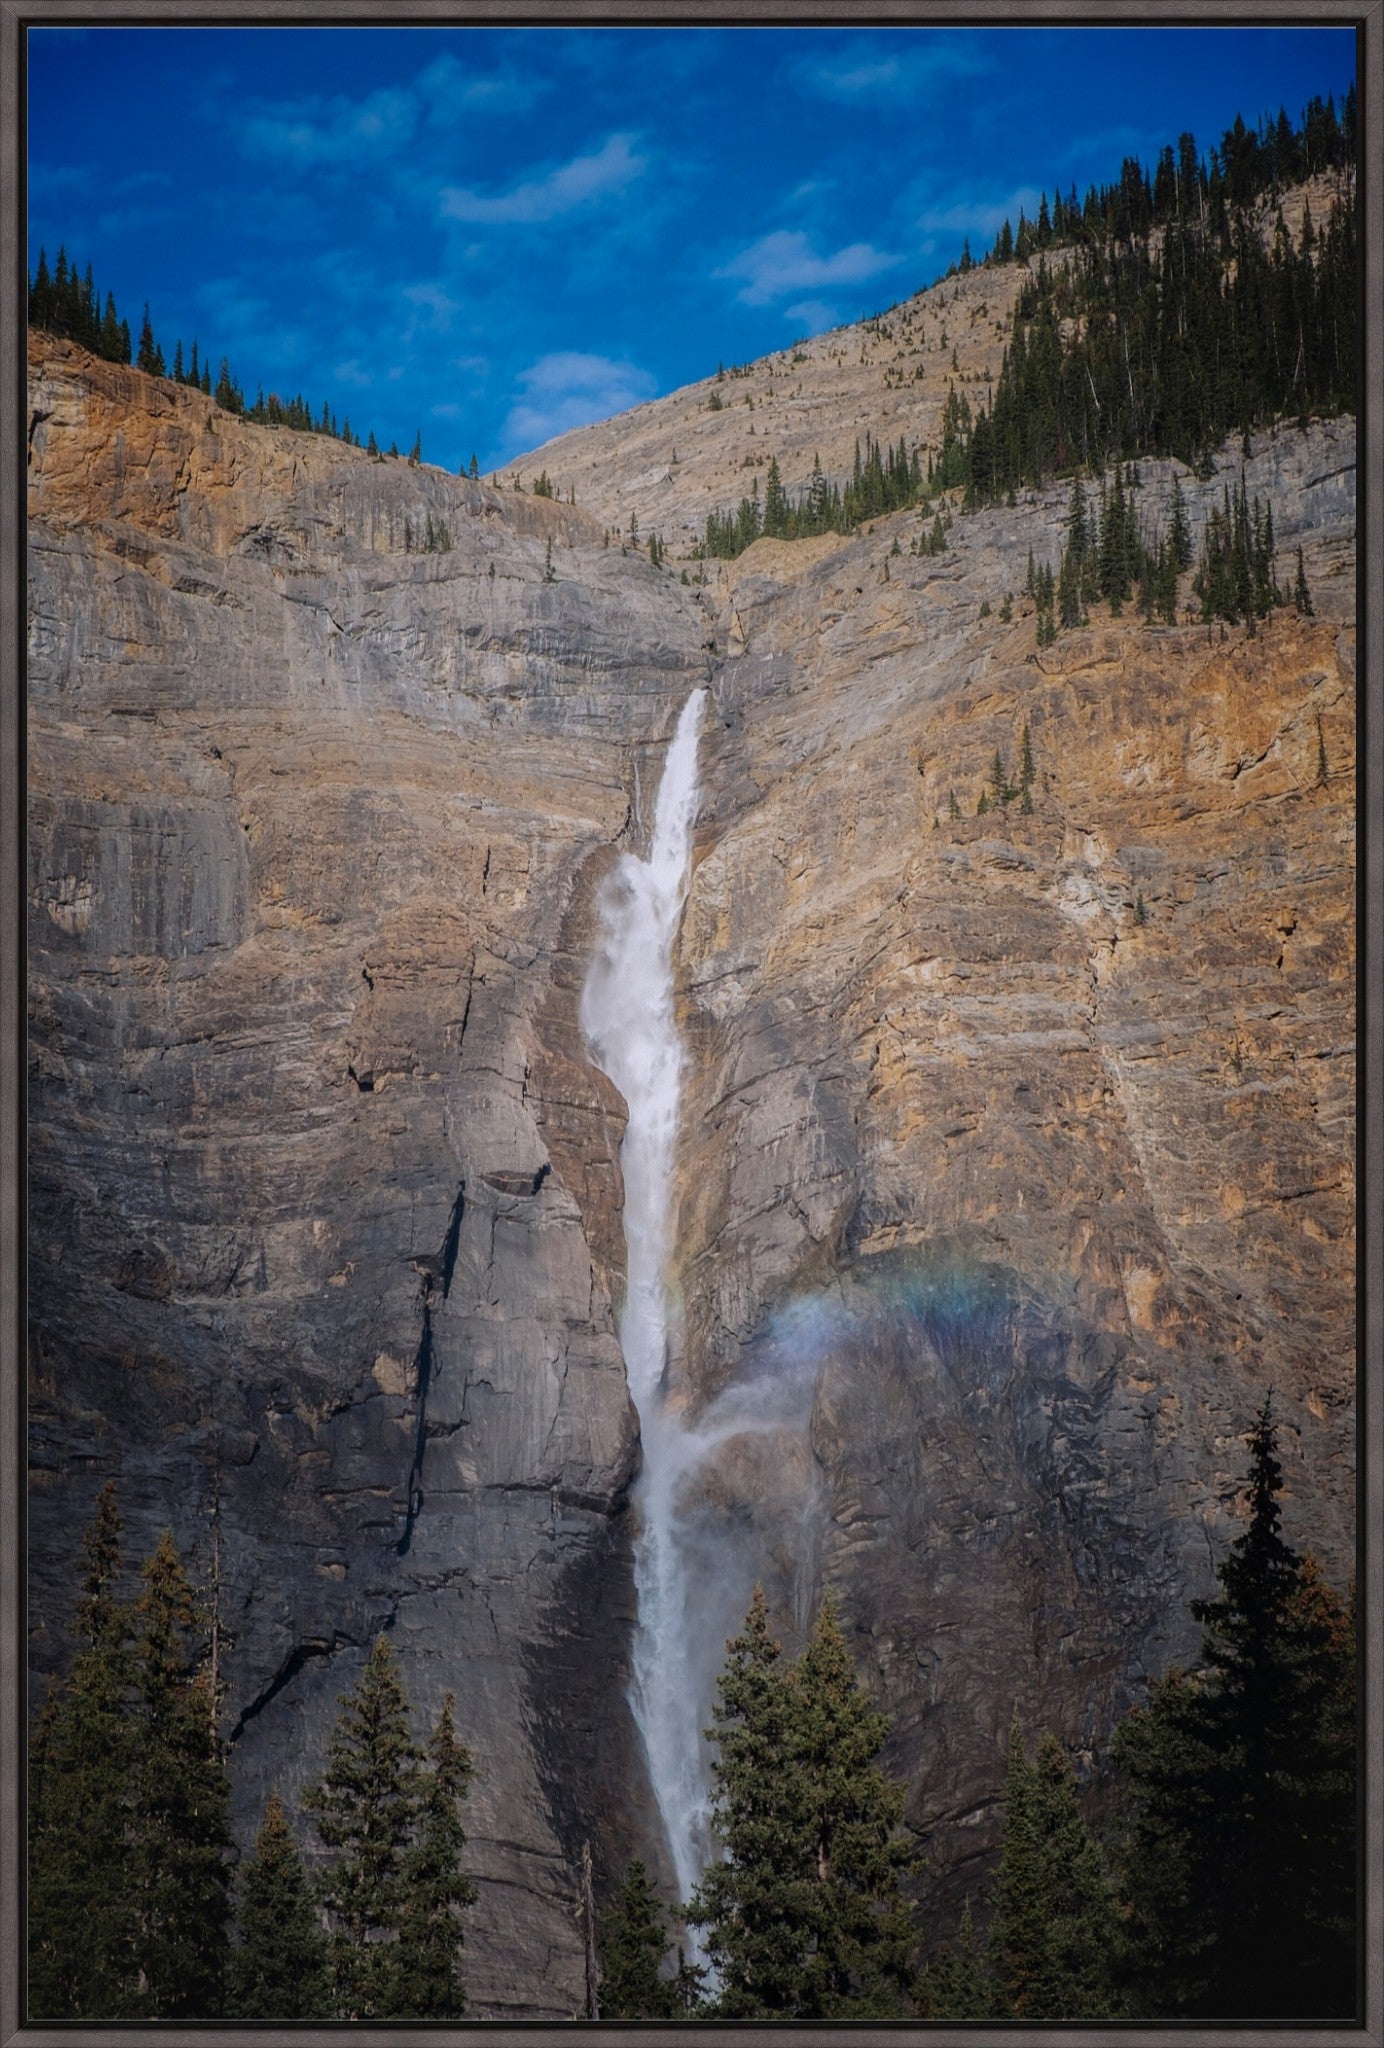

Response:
(28, 24), (1356, 471)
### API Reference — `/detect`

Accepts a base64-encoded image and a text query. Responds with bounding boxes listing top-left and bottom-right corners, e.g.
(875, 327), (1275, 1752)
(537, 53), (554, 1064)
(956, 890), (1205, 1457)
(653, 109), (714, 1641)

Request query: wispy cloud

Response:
(241, 86), (418, 167)
(717, 229), (902, 307)
(238, 52), (542, 173)
(784, 298), (840, 335)
(401, 280), (460, 328)
(792, 35), (989, 106)
(193, 276), (307, 367)
(440, 133), (645, 226)
(1058, 122), (1168, 169)
(916, 185), (1042, 241)
(415, 51), (548, 118)
(502, 350), (656, 454)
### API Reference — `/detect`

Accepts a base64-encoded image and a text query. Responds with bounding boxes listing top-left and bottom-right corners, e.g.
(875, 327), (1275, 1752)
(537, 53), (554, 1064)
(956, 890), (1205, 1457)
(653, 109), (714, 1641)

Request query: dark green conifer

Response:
(228, 1793), (332, 2019)
(987, 1722), (1120, 2019)
(128, 1529), (233, 2017)
(598, 1859), (677, 2019)
(790, 1593), (919, 2016)
(381, 1694), (476, 2018)
(305, 1634), (422, 2020)
(690, 1588), (919, 2019)
(921, 1900), (990, 2018)
(28, 1483), (141, 2018)
(1294, 546), (1314, 615)
(688, 1587), (807, 2016)
(1113, 1399), (1356, 2018)
(136, 304), (159, 375)
(763, 456), (789, 538)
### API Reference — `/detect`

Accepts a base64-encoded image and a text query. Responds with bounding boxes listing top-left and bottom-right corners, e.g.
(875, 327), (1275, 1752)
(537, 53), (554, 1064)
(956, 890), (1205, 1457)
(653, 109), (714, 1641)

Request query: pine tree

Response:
(305, 1634), (422, 2020)
(790, 1593), (920, 2016)
(136, 304), (159, 375)
(381, 1694), (476, 2018)
(128, 1530), (233, 2017)
(228, 1794), (333, 2019)
(28, 1483), (141, 2018)
(599, 1859), (677, 2019)
(1113, 1399), (1356, 2018)
(688, 1587), (809, 2016)
(986, 1723), (1050, 2013)
(1294, 545), (1314, 615)
(1170, 476), (1193, 569)
(1024, 1733), (1121, 2016)
(690, 1588), (919, 2018)
(763, 456), (789, 538)
(921, 1899), (990, 2017)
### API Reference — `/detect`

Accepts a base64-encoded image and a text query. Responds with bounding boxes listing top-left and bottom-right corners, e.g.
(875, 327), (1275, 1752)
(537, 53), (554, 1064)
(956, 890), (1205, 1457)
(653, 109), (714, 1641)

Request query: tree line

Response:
(1017, 463), (1315, 655)
(28, 1488), (473, 2021)
(956, 187), (1354, 507)
(972, 90), (1355, 274)
(28, 246), (402, 461)
(597, 1401), (1356, 2022)
(28, 1401), (1356, 2022)
(698, 93), (1354, 563)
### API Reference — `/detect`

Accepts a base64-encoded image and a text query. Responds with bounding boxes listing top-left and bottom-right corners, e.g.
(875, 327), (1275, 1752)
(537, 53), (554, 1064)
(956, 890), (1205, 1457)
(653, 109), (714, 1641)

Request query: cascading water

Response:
(580, 688), (711, 1907)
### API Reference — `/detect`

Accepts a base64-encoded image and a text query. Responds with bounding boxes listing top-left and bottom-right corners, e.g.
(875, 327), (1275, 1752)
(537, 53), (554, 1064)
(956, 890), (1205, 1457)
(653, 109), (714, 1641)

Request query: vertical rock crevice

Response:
(397, 1182), (467, 1556)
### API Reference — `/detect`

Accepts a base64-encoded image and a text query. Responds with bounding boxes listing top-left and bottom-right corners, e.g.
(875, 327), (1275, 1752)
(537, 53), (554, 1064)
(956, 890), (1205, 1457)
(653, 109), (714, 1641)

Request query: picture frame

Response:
(2, 3), (1381, 2041)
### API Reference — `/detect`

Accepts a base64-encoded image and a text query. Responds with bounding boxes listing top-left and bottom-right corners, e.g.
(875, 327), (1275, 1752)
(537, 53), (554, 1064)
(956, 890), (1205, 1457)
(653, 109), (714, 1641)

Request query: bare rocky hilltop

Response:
(27, 271), (1355, 2015)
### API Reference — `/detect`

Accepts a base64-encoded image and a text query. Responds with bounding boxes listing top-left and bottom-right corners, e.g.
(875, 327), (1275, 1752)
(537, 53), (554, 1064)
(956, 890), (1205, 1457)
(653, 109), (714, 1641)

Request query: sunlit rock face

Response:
(28, 322), (1354, 2010)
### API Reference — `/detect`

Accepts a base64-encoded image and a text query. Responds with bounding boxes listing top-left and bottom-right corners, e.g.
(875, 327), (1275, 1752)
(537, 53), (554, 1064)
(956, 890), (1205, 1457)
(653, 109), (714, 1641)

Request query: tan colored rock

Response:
(28, 303), (1355, 1997)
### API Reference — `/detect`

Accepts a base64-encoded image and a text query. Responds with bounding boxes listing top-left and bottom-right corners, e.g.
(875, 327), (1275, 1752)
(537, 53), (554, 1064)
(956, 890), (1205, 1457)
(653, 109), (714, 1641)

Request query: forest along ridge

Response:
(26, 133), (1357, 2019)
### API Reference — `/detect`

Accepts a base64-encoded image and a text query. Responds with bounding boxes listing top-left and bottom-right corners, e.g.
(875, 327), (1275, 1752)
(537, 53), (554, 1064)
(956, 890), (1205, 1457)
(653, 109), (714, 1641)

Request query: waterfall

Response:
(580, 688), (710, 1908)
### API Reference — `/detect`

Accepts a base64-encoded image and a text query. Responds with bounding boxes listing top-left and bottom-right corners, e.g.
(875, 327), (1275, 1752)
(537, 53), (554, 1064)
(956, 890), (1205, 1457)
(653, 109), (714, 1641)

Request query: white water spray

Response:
(580, 689), (711, 1906)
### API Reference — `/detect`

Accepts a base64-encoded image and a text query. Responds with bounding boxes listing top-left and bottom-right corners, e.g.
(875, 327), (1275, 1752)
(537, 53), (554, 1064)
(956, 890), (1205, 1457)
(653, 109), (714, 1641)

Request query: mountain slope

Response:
(506, 169), (1352, 546)
(26, 180), (1356, 2009)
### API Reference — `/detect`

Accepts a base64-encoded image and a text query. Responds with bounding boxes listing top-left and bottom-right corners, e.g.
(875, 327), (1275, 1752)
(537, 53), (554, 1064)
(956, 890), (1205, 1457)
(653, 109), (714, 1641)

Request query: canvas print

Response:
(22, 16), (1360, 2025)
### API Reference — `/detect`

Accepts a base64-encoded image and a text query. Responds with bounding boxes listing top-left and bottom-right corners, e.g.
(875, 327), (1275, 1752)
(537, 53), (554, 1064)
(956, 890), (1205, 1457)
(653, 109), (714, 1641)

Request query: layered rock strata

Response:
(28, 326), (1355, 2004)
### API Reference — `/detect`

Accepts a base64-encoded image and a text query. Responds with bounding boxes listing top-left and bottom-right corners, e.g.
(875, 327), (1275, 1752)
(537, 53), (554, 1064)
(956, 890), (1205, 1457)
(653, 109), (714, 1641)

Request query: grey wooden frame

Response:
(1, 5), (1379, 2042)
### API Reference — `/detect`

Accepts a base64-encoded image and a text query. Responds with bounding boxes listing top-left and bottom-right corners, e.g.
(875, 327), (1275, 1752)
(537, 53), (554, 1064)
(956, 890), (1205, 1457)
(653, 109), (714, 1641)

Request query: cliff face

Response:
(27, 314), (1355, 2010)
(27, 335), (706, 2015)
(670, 434), (1355, 1894)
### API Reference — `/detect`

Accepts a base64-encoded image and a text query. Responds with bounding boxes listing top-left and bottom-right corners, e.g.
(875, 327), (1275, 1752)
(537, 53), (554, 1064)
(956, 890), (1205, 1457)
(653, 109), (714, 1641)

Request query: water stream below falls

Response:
(580, 688), (710, 1908)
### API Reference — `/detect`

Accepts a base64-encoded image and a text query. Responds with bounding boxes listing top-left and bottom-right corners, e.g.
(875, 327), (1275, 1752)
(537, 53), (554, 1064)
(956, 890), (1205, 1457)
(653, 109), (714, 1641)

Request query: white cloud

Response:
(401, 281), (460, 328)
(795, 36), (988, 106)
(241, 86), (417, 167)
(784, 299), (839, 335)
(439, 133), (644, 226)
(237, 52), (544, 174)
(916, 185), (1042, 241)
(416, 52), (547, 117)
(717, 230), (901, 308)
(502, 350), (656, 453)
